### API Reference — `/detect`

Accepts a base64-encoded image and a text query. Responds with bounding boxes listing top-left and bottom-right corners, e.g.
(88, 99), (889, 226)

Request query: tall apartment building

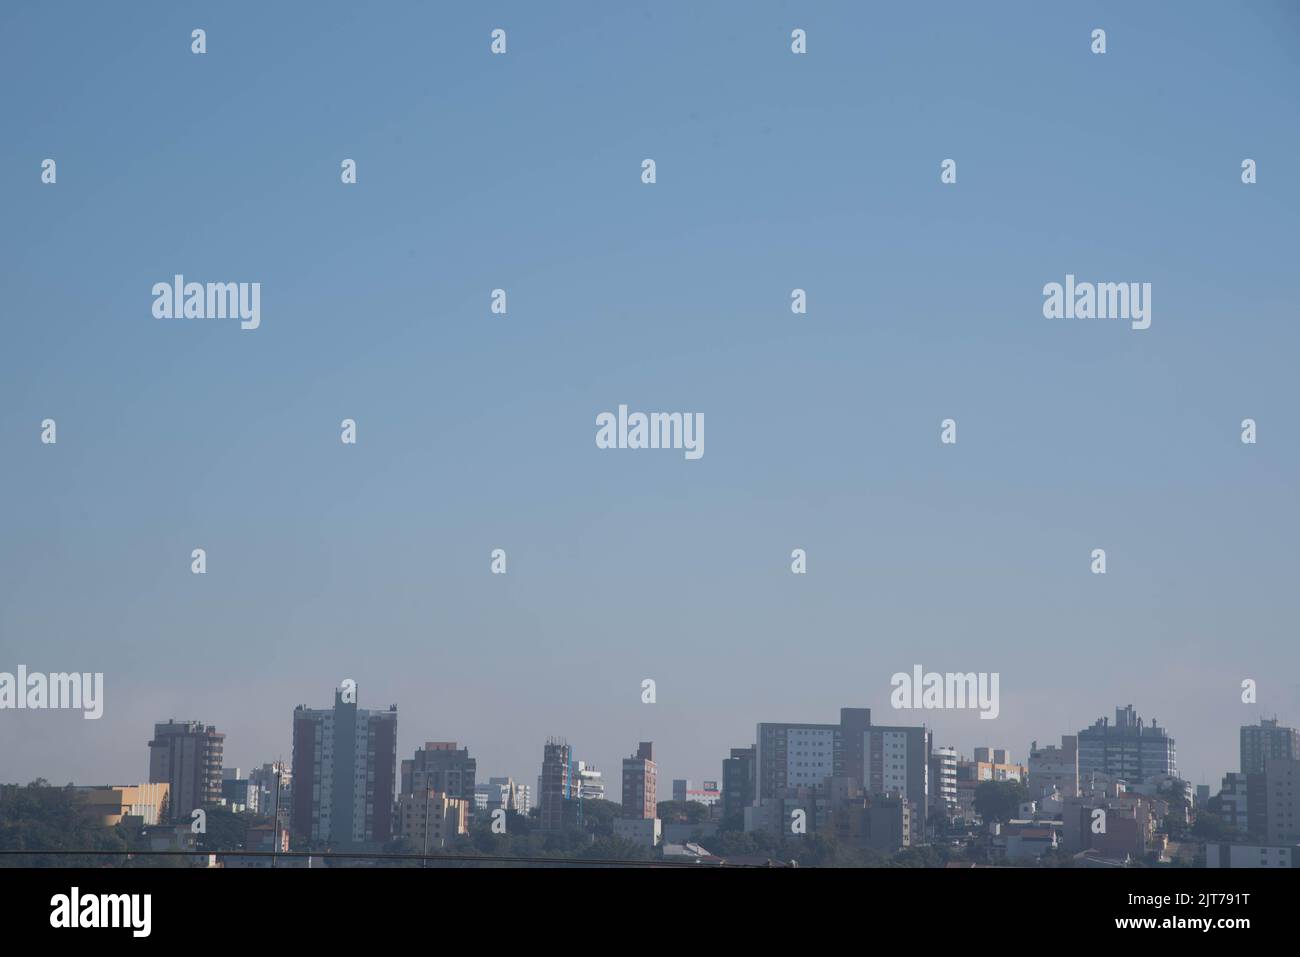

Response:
(147, 719), (224, 821)
(754, 707), (931, 839)
(828, 778), (913, 853)
(1241, 718), (1299, 775)
(1219, 771), (1264, 838)
(1028, 736), (1079, 798)
(540, 738), (575, 831)
(249, 762), (291, 825)
(475, 776), (531, 814)
(290, 688), (397, 847)
(221, 768), (259, 814)
(575, 762), (605, 802)
(1263, 758), (1300, 845)
(1077, 705), (1176, 782)
(401, 742), (477, 808)
(722, 746), (756, 822)
(929, 747), (958, 817)
(622, 742), (658, 819)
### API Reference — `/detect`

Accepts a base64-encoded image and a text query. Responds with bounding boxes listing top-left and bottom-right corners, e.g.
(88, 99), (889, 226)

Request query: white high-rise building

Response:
(474, 776), (530, 814)
(576, 761), (605, 802)
(930, 746), (958, 815)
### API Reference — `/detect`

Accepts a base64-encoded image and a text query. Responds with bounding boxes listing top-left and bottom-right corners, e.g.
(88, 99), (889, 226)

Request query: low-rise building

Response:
(1204, 842), (1298, 868)
(1000, 821), (1061, 861)
(661, 842), (720, 863)
(74, 784), (170, 827)
(1028, 736), (1079, 799)
(613, 817), (661, 847)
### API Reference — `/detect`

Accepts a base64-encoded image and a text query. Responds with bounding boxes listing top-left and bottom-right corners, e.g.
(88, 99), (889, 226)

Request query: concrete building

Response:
(396, 789), (469, 849)
(143, 822), (211, 866)
(1077, 705), (1176, 781)
(661, 842), (720, 862)
(745, 787), (830, 841)
(1219, 771), (1264, 838)
(754, 707), (931, 840)
(223, 822), (290, 868)
(1028, 736), (1079, 799)
(1061, 792), (1161, 859)
(622, 742), (658, 819)
(575, 762), (605, 803)
(1204, 842), (1298, 868)
(612, 817), (661, 847)
(929, 747), (958, 819)
(249, 763), (290, 825)
(962, 749), (1027, 783)
(475, 776), (530, 814)
(74, 784), (170, 827)
(1263, 758), (1300, 845)
(221, 769), (258, 814)
(1001, 821), (1061, 861)
(147, 720), (224, 821)
(722, 746), (755, 822)
(401, 742), (476, 809)
(539, 738), (576, 831)
(290, 688), (398, 847)
(672, 779), (721, 806)
(1241, 718), (1299, 775)
(828, 779), (911, 853)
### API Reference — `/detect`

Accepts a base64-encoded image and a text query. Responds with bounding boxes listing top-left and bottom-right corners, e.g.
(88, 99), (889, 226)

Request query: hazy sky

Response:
(2, 1), (1298, 794)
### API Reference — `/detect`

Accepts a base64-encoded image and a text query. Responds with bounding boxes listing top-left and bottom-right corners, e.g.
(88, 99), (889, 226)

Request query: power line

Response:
(0, 848), (778, 867)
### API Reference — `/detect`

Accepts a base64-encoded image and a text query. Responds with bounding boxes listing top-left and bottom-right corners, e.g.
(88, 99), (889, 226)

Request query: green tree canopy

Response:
(973, 780), (1028, 825)
(0, 781), (130, 867)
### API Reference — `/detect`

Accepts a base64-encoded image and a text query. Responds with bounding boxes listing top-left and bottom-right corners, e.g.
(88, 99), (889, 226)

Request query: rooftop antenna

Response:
(271, 758), (283, 870)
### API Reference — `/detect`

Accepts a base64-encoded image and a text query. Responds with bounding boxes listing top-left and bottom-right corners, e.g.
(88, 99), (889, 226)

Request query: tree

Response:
(380, 835), (422, 867)
(716, 810), (745, 832)
(1162, 812), (1188, 840)
(575, 799), (622, 836)
(1189, 811), (1231, 842)
(194, 805), (249, 852)
(973, 780), (1027, 825)
(656, 800), (708, 825)
(890, 844), (957, 868)
(0, 782), (130, 867)
(710, 828), (760, 857)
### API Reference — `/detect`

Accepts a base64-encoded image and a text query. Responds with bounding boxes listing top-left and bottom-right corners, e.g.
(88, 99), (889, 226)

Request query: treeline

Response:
(0, 780), (131, 867)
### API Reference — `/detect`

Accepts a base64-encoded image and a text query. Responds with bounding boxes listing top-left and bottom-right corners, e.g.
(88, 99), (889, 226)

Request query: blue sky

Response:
(2, 1), (1298, 793)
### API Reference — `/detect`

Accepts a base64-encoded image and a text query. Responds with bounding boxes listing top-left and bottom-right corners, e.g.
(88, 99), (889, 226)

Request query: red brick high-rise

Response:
(621, 741), (657, 819)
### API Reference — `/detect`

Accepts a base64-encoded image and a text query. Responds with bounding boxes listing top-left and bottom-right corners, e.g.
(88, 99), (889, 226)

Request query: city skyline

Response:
(6, 685), (1296, 798)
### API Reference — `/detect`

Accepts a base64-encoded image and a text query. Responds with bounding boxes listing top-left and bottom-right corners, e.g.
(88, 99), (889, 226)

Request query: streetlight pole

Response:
(423, 784), (431, 868)
(271, 766), (282, 870)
